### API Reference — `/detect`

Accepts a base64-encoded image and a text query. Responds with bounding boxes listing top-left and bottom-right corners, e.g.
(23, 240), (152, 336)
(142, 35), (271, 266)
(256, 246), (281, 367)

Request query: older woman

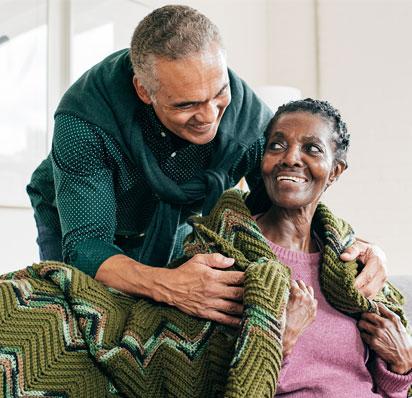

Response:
(246, 98), (412, 397)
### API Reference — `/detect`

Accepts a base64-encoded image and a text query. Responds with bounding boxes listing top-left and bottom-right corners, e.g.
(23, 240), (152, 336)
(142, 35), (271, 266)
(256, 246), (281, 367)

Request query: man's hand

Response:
(358, 303), (412, 375)
(340, 239), (388, 299)
(96, 253), (244, 327)
(162, 253), (244, 327)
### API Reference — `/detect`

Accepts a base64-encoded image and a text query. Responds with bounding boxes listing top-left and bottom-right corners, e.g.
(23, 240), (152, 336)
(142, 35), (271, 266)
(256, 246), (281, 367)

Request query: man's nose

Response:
(195, 101), (219, 123)
(281, 146), (303, 167)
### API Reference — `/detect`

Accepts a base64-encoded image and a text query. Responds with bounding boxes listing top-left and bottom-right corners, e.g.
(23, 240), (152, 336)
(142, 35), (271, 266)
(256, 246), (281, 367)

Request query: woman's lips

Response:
(276, 175), (308, 183)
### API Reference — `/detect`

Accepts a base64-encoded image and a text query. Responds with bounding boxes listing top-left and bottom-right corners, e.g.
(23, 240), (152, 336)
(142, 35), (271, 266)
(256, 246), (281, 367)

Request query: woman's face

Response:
(262, 111), (345, 210)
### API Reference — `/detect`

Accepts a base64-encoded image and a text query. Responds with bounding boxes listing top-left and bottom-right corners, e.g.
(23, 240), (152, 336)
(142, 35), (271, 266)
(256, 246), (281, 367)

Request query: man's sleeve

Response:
(52, 114), (124, 276)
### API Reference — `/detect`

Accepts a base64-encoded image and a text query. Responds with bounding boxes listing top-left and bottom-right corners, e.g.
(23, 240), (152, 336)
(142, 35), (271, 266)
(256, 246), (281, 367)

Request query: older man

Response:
(27, 5), (386, 327)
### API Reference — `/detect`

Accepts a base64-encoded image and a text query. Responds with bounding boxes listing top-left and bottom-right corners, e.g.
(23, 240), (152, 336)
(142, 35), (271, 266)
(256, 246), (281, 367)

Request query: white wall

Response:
(317, 0), (412, 274)
(0, 207), (38, 272)
(1, 0), (411, 276)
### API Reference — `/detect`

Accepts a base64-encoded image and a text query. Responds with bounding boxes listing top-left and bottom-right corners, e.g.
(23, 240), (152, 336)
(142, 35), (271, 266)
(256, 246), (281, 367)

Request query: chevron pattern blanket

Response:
(0, 189), (409, 397)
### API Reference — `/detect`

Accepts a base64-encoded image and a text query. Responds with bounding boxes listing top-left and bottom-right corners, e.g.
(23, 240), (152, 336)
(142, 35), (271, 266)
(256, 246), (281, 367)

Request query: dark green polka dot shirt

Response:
(28, 106), (265, 276)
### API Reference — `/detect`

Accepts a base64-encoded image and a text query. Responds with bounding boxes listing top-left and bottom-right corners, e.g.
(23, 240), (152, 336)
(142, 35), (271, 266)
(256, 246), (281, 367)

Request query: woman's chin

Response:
(270, 196), (316, 211)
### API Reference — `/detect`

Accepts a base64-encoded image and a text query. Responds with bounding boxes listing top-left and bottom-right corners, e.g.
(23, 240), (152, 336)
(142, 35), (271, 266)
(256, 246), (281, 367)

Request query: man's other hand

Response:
(340, 239), (388, 299)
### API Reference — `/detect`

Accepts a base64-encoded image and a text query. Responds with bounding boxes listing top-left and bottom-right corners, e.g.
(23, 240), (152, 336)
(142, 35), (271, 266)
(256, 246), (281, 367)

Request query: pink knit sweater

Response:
(265, 239), (412, 398)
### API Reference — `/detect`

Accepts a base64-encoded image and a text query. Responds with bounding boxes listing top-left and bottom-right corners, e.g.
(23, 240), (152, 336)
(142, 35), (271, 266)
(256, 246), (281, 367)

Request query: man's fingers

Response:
(219, 285), (244, 301)
(340, 241), (363, 261)
(217, 269), (245, 285)
(354, 263), (387, 299)
(340, 239), (388, 299)
(209, 298), (244, 315)
(201, 253), (235, 269)
(208, 310), (242, 327)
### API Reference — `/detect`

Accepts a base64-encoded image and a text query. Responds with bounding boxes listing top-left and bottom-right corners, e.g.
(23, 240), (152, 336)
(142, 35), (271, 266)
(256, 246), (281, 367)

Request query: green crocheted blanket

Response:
(0, 189), (409, 397)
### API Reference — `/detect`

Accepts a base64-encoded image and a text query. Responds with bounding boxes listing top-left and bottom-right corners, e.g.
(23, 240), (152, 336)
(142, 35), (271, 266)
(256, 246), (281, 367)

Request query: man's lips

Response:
(187, 123), (214, 133)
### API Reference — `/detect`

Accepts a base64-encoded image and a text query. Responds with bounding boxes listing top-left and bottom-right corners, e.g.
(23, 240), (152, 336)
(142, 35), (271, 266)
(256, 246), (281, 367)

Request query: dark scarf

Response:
(55, 49), (273, 266)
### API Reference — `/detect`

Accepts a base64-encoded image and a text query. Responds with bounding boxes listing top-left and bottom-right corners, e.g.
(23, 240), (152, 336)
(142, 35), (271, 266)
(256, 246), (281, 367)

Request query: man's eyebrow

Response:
(171, 82), (229, 108)
(216, 82), (229, 95)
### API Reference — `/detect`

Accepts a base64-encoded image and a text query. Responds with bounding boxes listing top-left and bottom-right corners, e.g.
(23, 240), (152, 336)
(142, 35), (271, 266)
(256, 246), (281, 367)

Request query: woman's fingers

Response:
(358, 318), (378, 334)
(290, 280), (314, 297)
(377, 302), (401, 324)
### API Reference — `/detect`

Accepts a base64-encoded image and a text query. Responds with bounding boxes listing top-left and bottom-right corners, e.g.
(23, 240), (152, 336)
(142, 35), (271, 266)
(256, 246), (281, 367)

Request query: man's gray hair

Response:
(130, 5), (224, 96)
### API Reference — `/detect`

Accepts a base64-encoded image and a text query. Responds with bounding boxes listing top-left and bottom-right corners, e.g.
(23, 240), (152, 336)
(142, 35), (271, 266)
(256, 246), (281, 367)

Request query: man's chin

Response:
(184, 126), (218, 145)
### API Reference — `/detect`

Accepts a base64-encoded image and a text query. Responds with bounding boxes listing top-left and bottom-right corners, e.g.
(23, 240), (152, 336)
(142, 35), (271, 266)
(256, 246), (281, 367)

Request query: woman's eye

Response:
(268, 142), (284, 150)
(307, 144), (322, 153)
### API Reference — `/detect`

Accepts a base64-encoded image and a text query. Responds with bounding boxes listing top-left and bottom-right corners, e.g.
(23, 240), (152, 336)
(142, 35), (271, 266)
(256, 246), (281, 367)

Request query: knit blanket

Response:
(0, 189), (409, 397)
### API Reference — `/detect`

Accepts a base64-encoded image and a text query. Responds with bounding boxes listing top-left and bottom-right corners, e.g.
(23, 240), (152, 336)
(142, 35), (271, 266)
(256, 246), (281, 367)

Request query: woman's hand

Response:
(282, 280), (318, 357)
(340, 239), (388, 299)
(358, 303), (412, 374)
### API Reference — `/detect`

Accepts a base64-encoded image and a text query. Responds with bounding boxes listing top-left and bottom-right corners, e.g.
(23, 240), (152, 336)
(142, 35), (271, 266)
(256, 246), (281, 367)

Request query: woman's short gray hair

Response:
(130, 5), (224, 96)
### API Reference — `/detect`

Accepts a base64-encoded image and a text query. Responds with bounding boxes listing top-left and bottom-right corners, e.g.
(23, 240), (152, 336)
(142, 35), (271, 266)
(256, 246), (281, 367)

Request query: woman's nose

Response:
(281, 146), (303, 167)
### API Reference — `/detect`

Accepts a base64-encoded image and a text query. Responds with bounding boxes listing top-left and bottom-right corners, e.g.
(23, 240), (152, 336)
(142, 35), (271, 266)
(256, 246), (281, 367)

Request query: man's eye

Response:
(176, 103), (195, 110)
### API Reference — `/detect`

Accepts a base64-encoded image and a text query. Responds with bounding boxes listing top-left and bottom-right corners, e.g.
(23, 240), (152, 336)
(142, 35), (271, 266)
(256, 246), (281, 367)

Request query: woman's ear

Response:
(327, 160), (347, 187)
(133, 76), (152, 105)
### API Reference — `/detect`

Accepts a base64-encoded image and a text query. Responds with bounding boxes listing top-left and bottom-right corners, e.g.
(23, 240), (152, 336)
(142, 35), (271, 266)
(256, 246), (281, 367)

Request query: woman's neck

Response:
(256, 204), (318, 253)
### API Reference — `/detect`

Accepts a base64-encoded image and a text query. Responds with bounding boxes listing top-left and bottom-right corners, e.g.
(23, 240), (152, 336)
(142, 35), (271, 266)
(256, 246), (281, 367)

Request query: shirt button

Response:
(160, 132), (166, 138)
(170, 152), (176, 158)
(139, 232), (145, 237)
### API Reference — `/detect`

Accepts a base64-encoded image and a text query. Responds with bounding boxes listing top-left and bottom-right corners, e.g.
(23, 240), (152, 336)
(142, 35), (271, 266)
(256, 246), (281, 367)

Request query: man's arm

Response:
(95, 253), (244, 327)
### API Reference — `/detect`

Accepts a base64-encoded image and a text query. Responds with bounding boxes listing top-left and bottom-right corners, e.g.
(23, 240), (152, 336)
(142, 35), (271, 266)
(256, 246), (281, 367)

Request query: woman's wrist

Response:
(388, 361), (412, 375)
(282, 331), (297, 357)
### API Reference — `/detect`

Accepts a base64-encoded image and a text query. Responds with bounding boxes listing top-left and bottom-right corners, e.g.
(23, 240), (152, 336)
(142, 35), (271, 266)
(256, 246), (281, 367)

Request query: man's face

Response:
(134, 43), (231, 145)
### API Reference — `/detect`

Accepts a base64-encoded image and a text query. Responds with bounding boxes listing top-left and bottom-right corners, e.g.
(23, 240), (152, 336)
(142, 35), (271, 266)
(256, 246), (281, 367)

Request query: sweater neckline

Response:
(265, 239), (321, 264)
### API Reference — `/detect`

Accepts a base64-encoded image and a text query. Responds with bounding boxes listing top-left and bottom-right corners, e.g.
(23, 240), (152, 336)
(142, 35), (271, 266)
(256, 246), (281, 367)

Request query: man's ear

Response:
(327, 160), (347, 187)
(133, 76), (152, 105)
